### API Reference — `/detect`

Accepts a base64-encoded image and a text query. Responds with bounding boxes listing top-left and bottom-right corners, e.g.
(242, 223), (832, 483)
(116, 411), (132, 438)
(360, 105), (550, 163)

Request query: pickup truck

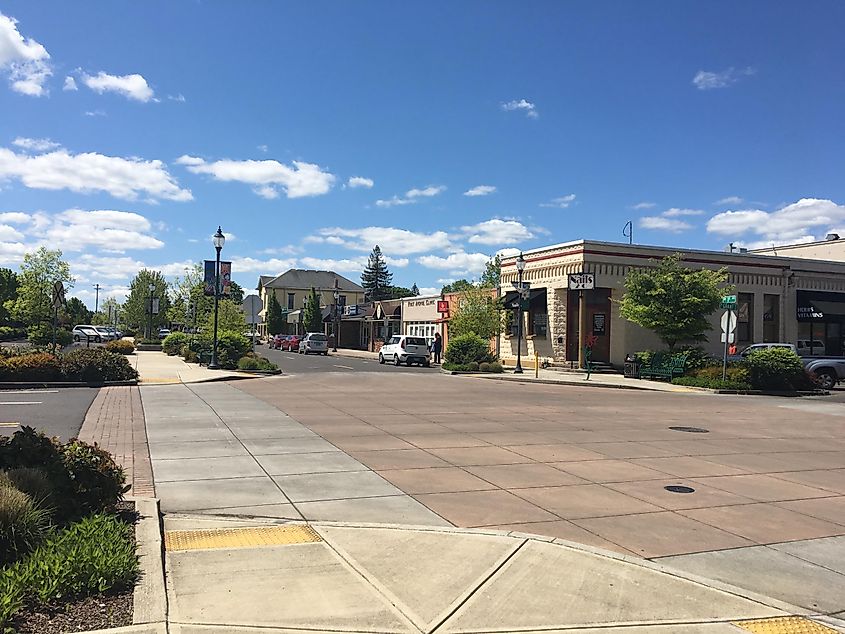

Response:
(802, 357), (845, 390)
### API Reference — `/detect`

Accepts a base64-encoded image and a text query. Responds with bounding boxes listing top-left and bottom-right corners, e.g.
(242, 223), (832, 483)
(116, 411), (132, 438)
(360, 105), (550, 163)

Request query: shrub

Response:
(3, 468), (55, 512)
(694, 364), (750, 384)
(675, 345), (719, 373)
(26, 324), (72, 347)
(162, 331), (189, 355)
(486, 361), (504, 373)
(0, 484), (50, 566)
(105, 339), (135, 355)
(466, 361), (479, 372)
(217, 331), (251, 369)
(237, 355), (278, 371)
(62, 441), (127, 514)
(672, 376), (752, 390)
(744, 348), (808, 391)
(181, 346), (199, 364)
(479, 362), (491, 372)
(0, 326), (26, 342)
(0, 352), (62, 382)
(444, 333), (492, 366)
(61, 348), (139, 383)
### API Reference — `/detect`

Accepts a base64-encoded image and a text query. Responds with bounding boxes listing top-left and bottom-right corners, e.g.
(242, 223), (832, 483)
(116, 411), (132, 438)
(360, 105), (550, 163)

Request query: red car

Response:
(269, 334), (284, 349)
(281, 335), (302, 351)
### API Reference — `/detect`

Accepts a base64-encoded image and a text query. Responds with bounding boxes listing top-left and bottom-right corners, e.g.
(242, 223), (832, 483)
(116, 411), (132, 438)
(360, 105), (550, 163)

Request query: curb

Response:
(129, 497), (167, 625)
(0, 380), (138, 389)
(453, 372), (676, 392)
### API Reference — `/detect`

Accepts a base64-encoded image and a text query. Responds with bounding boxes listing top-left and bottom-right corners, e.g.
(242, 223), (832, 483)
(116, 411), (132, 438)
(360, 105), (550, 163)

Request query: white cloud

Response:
(0, 146), (192, 201)
(407, 185), (445, 198)
(81, 71), (155, 102)
(461, 219), (534, 245)
(0, 240), (29, 265)
(540, 194), (576, 208)
(0, 212), (30, 224)
(693, 66), (755, 90)
(715, 196), (743, 205)
(347, 176), (374, 189)
(639, 216), (693, 232)
(34, 209), (165, 252)
(309, 226), (452, 254)
(464, 185), (496, 197)
(12, 137), (60, 151)
(84, 110), (106, 117)
(0, 12), (51, 96)
(167, 93), (185, 102)
(63, 75), (77, 91)
(417, 252), (491, 275)
(496, 247), (522, 259)
(70, 254), (146, 281)
(299, 256), (366, 272)
(375, 196), (416, 208)
(177, 155), (335, 199)
(257, 144), (268, 153)
(501, 99), (538, 119)
(706, 198), (845, 243)
(229, 256), (298, 274)
(0, 224), (24, 241)
(631, 201), (656, 210)
(662, 208), (705, 217)
(417, 287), (439, 296)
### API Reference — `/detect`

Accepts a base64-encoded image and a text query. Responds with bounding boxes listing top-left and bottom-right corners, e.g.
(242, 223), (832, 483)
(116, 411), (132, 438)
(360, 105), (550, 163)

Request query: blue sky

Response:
(1, 1), (843, 307)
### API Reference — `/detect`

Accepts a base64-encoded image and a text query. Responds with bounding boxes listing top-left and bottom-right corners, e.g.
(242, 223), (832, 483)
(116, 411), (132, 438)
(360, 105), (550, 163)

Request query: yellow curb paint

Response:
(164, 524), (322, 551)
(734, 616), (840, 633)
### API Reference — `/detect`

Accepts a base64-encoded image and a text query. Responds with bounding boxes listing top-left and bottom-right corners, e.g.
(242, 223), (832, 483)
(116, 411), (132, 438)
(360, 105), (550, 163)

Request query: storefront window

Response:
(529, 310), (548, 337)
(763, 294), (780, 342)
(737, 293), (754, 343)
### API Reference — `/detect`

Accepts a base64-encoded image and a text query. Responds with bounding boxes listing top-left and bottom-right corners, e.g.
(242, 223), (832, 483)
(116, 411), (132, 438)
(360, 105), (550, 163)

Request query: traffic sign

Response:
(720, 294), (737, 309)
(568, 273), (595, 290)
(51, 281), (66, 309)
(720, 310), (737, 334)
(241, 295), (264, 325)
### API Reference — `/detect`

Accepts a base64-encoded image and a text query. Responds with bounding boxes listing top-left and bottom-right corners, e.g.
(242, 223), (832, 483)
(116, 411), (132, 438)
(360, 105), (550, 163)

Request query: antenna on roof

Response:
(622, 221), (633, 245)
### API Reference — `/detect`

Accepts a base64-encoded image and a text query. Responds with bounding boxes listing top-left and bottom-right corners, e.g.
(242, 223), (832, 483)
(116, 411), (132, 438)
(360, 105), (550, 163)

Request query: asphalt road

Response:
(0, 387), (98, 441)
(262, 345), (439, 375)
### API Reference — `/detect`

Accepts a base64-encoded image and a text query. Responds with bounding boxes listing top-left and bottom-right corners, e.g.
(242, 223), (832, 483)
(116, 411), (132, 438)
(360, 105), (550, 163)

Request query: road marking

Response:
(0, 422), (20, 427)
(0, 401), (42, 405)
(0, 390), (59, 394)
(333, 365), (354, 370)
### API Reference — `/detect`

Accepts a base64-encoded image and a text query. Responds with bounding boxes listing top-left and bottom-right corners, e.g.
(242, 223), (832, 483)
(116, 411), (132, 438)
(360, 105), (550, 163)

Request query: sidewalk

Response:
(131, 350), (255, 385)
(469, 367), (701, 393)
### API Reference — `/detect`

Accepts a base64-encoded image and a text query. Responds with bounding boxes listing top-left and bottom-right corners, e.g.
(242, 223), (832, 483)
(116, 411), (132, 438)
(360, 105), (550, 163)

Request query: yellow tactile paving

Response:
(164, 524), (322, 551)
(734, 616), (840, 634)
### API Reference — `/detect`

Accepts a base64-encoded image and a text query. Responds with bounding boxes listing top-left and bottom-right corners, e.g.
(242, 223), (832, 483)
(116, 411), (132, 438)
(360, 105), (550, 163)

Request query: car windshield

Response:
(388, 336), (400, 345)
(310, 334), (327, 341)
(406, 337), (427, 346)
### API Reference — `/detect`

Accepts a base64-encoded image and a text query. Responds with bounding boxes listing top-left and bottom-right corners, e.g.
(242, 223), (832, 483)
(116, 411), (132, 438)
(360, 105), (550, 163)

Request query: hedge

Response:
(0, 348), (138, 383)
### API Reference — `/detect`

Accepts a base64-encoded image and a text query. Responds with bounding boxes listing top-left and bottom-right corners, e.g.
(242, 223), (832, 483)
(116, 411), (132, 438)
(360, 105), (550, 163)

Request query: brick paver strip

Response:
(77, 386), (154, 497)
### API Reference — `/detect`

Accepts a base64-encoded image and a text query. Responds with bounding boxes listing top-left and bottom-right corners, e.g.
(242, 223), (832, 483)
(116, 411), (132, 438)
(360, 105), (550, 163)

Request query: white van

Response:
(796, 340), (826, 356)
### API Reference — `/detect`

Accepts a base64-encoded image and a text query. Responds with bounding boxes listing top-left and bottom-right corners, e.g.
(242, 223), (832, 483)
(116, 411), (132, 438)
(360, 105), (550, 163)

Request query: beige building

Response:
(751, 233), (845, 262)
(256, 269), (365, 335)
(401, 295), (442, 340)
(499, 240), (845, 368)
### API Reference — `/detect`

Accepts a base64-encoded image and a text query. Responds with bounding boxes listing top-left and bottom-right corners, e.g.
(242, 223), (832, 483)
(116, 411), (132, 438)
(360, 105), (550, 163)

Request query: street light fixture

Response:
(148, 283), (155, 340)
(208, 226), (226, 369)
(514, 252), (526, 374)
(332, 279), (340, 352)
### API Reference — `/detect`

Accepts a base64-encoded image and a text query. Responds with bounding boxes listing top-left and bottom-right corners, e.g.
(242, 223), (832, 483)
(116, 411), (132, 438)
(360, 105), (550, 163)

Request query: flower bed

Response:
(0, 348), (138, 384)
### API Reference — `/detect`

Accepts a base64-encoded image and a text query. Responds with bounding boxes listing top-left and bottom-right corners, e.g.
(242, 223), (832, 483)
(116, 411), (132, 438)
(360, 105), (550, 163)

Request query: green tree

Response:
(63, 297), (92, 326)
(390, 286), (416, 299)
(204, 299), (247, 333)
(618, 253), (729, 350)
(123, 270), (171, 337)
(93, 297), (122, 327)
(480, 255), (501, 289)
(6, 248), (74, 340)
(448, 285), (502, 342)
(227, 281), (244, 304)
(266, 292), (285, 334)
(303, 287), (323, 333)
(440, 279), (473, 294)
(411, 283), (420, 296)
(0, 268), (19, 324)
(361, 245), (393, 301)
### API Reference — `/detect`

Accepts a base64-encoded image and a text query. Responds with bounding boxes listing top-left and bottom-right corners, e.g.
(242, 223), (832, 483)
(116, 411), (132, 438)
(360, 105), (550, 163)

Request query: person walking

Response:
(432, 332), (443, 364)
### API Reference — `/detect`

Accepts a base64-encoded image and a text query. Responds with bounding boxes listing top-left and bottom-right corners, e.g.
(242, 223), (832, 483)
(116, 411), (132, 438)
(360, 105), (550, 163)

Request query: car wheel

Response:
(817, 371), (836, 390)
(423, 360), (431, 367)
(407, 359), (414, 366)
(379, 354), (385, 364)
(95, 336), (101, 342)
(394, 354), (401, 366)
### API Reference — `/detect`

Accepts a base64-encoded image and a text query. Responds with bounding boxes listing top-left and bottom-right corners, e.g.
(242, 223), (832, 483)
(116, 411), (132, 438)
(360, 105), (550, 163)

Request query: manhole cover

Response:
(669, 426), (709, 433)
(665, 485), (695, 494)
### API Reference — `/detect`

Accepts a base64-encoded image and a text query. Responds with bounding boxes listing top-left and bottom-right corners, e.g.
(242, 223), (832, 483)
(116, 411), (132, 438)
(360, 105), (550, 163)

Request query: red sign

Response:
(437, 300), (449, 313)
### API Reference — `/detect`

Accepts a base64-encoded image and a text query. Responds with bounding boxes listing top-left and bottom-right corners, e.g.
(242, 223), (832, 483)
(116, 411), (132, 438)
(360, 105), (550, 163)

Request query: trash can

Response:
(623, 354), (640, 378)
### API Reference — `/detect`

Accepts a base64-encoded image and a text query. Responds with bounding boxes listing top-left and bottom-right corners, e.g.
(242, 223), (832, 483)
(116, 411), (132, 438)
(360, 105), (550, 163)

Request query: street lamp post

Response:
(148, 283), (155, 340)
(514, 253), (526, 374)
(208, 226), (226, 369)
(332, 280), (340, 352)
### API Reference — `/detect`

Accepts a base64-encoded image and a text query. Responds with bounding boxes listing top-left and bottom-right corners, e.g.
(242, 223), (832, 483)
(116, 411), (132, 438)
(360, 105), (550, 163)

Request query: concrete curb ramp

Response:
(159, 517), (845, 634)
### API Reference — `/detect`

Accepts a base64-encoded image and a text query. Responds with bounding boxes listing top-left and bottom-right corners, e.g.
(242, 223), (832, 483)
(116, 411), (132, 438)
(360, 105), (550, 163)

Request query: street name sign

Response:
(720, 294), (737, 309)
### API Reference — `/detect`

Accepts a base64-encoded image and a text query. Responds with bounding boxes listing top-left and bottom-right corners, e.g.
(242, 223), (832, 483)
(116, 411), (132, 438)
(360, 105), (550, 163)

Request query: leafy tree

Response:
(411, 283), (420, 296)
(448, 284), (502, 342)
(361, 245), (393, 301)
(480, 255), (501, 289)
(123, 270), (171, 337)
(5, 248), (74, 340)
(440, 279), (473, 294)
(266, 292), (285, 334)
(303, 287), (323, 333)
(227, 281), (244, 304)
(619, 253), (730, 350)
(63, 297), (92, 326)
(390, 286), (416, 299)
(204, 298), (247, 333)
(0, 268), (18, 324)
(91, 297), (122, 327)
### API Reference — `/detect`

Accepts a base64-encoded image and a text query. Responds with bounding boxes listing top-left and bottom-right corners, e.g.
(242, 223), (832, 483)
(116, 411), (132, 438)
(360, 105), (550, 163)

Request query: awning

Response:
(502, 288), (546, 309)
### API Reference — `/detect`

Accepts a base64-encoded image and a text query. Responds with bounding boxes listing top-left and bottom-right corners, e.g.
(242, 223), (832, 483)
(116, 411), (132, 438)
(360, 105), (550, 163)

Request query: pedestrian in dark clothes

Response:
(432, 332), (443, 364)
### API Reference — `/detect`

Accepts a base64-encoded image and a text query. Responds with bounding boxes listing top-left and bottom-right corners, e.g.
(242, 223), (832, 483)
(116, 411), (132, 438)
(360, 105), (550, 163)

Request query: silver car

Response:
(298, 332), (329, 355)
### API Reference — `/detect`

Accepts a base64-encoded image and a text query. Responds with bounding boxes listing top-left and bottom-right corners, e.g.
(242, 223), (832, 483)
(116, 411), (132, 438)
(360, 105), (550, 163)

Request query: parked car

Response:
(94, 326), (116, 341)
(282, 335), (301, 351)
(158, 328), (171, 339)
(803, 357), (845, 390)
(72, 325), (101, 342)
(104, 327), (123, 339)
(298, 332), (328, 355)
(379, 335), (431, 367)
(797, 339), (827, 356)
(269, 334), (283, 349)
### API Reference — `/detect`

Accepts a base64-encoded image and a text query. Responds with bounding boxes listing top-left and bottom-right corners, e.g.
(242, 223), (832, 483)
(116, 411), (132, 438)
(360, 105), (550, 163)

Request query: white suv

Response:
(72, 325), (101, 342)
(298, 332), (329, 355)
(379, 335), (430, 367)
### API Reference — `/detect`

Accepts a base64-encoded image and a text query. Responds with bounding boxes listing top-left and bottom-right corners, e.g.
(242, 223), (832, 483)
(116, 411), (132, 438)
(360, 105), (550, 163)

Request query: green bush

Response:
(61, 348), (139, 383)
(675, 345), (719, 373)
(0, 483), (51, 565)
(478, 362), (491, 372)
(181, 346), (199, 364)
(0, 352), (62, 381)
(26, 324), (72, 347)
(694, 364), (750, 384)
(162, 331), (189, 355)
(62, 441), (127, 515)
(217, 331), (251, 369)
(0, 326), (26, 342)
(3, 467), (56, 512)
(237, 355), (278, 371)
(672, 376), (752, 390)
(744, 347), (810, 391)
(0, 514), (139, 626)
(486, 361), (504, 373)
(444, 333), (492, 366)
(105, 339), (135, 355)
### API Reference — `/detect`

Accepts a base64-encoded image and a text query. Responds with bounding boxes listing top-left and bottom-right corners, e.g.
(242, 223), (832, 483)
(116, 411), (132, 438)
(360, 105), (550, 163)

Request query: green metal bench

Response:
(638, 352), (687, 380)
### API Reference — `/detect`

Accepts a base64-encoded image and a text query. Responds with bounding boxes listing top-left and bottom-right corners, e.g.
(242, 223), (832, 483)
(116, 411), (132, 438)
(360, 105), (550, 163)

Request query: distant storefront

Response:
(401, 295), (442, 341)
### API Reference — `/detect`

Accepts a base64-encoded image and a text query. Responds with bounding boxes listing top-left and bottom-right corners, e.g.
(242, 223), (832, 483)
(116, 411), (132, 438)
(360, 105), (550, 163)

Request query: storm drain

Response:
(734, 616), (840, 633)
(668, 426), (710, 433)
(164, 524), (322, 551)
(664, 485), (695, 494)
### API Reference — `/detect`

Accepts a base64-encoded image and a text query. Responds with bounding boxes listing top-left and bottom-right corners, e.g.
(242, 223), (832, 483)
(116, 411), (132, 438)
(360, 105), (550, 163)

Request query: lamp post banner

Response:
(203, 260), (216, 296)
(220, 261), (232, 295)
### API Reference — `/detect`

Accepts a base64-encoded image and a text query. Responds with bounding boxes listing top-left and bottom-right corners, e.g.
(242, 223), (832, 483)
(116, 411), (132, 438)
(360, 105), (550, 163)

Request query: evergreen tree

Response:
(303, 287), (323, 333)
(411, 283), (420, 296)
(440, 279), (473, 294)
(63, 297), (92, 326)
(266, 292), (285, 334)
(361, 245), (393, 301)
(390, 286), (415, 299)
(0, 268), (19, 325)
(480, 255), (501, 289)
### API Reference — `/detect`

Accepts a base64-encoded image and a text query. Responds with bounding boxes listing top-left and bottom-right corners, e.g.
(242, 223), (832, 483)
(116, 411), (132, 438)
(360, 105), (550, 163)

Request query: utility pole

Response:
(93, 283), (101, 316)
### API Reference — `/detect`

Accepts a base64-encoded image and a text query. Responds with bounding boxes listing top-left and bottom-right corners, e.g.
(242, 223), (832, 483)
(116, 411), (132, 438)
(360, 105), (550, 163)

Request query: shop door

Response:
(566, 289), (611, 363)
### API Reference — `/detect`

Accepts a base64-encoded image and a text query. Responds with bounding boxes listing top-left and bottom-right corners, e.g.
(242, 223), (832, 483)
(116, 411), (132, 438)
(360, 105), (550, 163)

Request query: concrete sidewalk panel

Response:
(153, 456), (268, 482)
(271, 470), (403, 502)
(516, 626), (747, 633)
(440, 540), (780, 632)
(768, 535), (845, 574)
(156, 476), (291, 513)
(148, 440), (250, 459)
(297, 496), (451, 526)
(658, 545), (845, 613)
(166, 543), (415, 632)
(256, 451), (367, 476)
(318, 525), (521, 630)
(241, 436), (340, 455)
